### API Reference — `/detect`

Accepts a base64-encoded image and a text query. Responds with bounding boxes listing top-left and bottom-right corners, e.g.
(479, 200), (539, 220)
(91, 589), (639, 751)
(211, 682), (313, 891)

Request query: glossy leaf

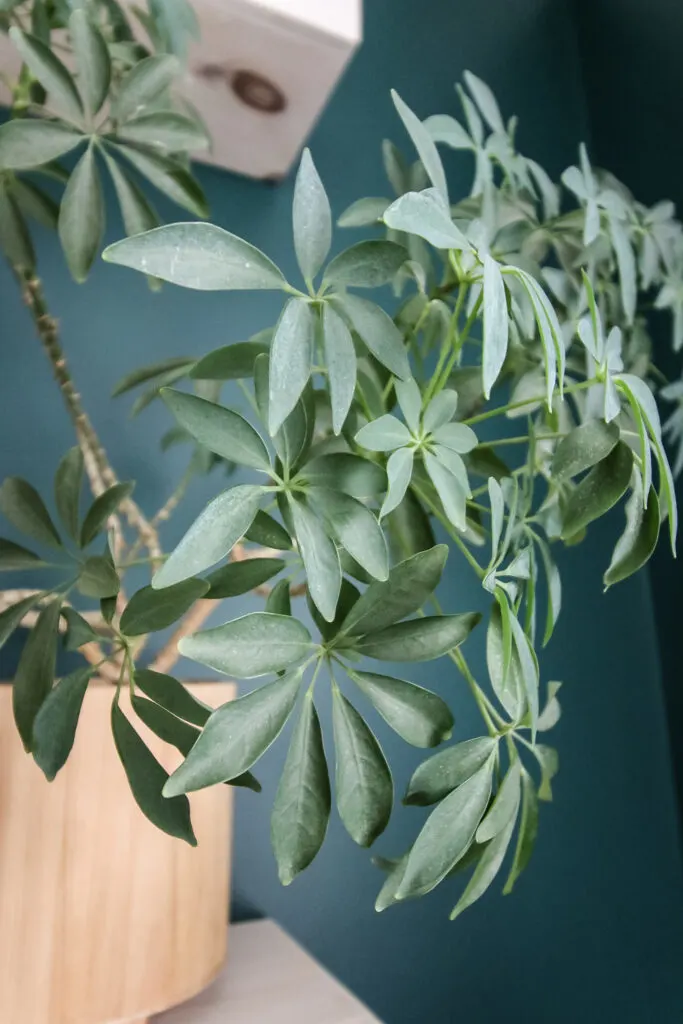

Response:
(561, 442), (633, 539)
(323, 240), (406, 289)
(332, 294), (410, 380)
(404, 736), (498, 806)
(292, 148), (331, 283)
(0, 477), (61, 548)
(268, 298), (314, 435)
(161, 389), (270, 471)
(54, 447), (83, 542)
(322, 303), (357, 435)
(354, 612), (481, 662)
(350, 670), (453, 748)
(331, 684), (392, 847)
(179, 612), (313, 678)
(80, 481), (134, 546)
(32, 667), (92, 780)
(308, 488), (388, 582)
(164, 668), (303, 795)
(13, 597), (62, 751)
(0, 119), (82, 170)
(289, 496), (341, 623)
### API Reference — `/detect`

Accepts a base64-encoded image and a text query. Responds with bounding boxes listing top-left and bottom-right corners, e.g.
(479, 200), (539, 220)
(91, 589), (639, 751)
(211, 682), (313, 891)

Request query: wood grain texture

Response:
(0, 681), (235, 1024)
(155, 920), (382, 1023)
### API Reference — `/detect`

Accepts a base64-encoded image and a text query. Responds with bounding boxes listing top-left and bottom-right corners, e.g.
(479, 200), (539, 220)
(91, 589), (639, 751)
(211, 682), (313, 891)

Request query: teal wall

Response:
(2, 1), (683, 1021)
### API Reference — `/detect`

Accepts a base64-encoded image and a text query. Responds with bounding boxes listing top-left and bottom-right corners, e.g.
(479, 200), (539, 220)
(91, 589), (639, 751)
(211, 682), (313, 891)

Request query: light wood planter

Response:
(0, 681), (235, 1024)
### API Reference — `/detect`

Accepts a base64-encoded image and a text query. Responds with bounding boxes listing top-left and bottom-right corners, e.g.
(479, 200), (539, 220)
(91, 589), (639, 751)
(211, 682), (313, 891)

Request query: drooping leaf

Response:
(503, 769), (539, 894)
(0, 592), (45, 651)
(9, 27), (83, 122)
(54, 446), (83, 542)
(112, 53), (178, 122)
(482, 255), (508, 399)
(292, 148), (331, 284)
(331, 684), (392, 847)
(271, 692), (331, 883)
(163, 668), (303, 795)
(0, 476), (61, 548)
(0, 537), (45, 571)
(0, 119), (82, 170)
(80, 481), (134, 546)
(161, 389), (271, 471)
(70, 9), (110, 117)
(561, 442), (633, 539)
(404, 736), (498, 806)
(131, 695), (200, 756)
(322, 303), (357, 436)
(152, 484), (263, 587)
(112, 356), (195, 397)
(323, 240), (407, 290)
(450, 812), (517, 921)
(353, 613), (480, 663)
(111, 696), (196, 844)
(307, 488), (389, 581)
(268, 298), (314, 435)
(32, 666), (93, 780)
(552, 420), (620, 480)
(476, 756), (522, 842)
(13, 596), (62, 751)
(206, 557), (285, 599)
(134, 669), (211, 727)
(332, 294), (410, 380)
(179, 612), (313, 678)
(289, 496), (341, 623)
(58, 142), (104, 282)
(350, 670), (453, 748)
(604, 486), (660, 587)
(341, 544), (448, 636)
(120, 578), (208, 635)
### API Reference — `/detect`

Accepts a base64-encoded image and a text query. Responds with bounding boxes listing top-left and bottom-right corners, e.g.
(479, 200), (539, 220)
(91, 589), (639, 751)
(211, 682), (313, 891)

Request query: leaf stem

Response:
(463, 378), (597, 427)
(411, 483), (485, 580)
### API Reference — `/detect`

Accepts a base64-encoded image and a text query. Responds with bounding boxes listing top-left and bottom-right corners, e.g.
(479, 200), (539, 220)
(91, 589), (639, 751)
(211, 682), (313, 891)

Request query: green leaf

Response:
(0, 537), (45, 570)
(391, 90), (448, 202)
(268, 298), (314, 435)
(134, 669), (211, 727)
(77, 554), (120, 597)
(179, 611), (313, 678)
(120, 578), (208, 636)
(266, 578), (292, 616)
(61, 606), (99, 650)
(0, 186), (34, 268)
(404, 736), (498, 806)
(609, 216), (636, 324)
(164, 668), (303, 795)
(332, 294), (410, 380)
(424, 113), (473, 149)
(396, 755), (494, 899)
(537, 681), (562, 733)
(161, 389), (270, 471)
(384, 189), (467, 250)
(13, 597), (62, 750)
(350, 669), (453, 748)
(11, 177), (59, 229)
(322, 303), (357, 436)
(111, 697), (196, 844)
(509, 612), (539, 739)
(292, 148), (331, 284)
(323, 240), (407, 290)
(503, 769), (539, 893)
(463, 70), (505, 133)
(70, 9), (111, 117)
(533, 534), (562, 647)
(271, 692), (331, 884)
(299, 453), (386, 500)
(482, 255), (508, 399)
(54, 446), (83, 542)
(80, 481), (133, 546)
(206, 557), (285, 599)
(552, 420), (620, 480)
(476, 756), (521, 842)
(131, 695), (200, 756)
(112, 53), (178, 122)
(308, 489), (388, 582)
(354, 613), (480, 662)
(341, 544), (448, 636)
(32, 667), (92, 780)
(450, 811), (517, 921)
(331, 684), (392, 847)
(58, 142), (104, 282)
(486, 595), (523, 719)
(0, 120), (82, 170)
(395, 377), (422, 433)
(148, 0), (198, 58)
(534, 743), (559, 801)
(604, 486), (660, 587)
(119, 111), (209, 152)
(561, 441), (633, 539)
(355, 413), (412, 452)
(153, 484), (263, 587)
(0, 592), (44, 650)
(104, 150), (160, 237)
(375, 853), (410, 912)
(245, 509), (292, 550)
(109, 143), (208, 216)
(9, 27), (83, 122)
(289, 496), (341, 623)
(338, 196), (390, 228)
(112, 356), (194, 397)
(0, 476), (61, 548)
(381, 447), (414, 518)
(424, 451), (467, 531)
(191, 340), (270, 381)
(307, 577), (360, 641)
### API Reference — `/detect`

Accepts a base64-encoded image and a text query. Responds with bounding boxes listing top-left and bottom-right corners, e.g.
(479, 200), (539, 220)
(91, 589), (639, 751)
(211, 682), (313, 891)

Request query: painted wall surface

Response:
(1, 1), (683, 1021)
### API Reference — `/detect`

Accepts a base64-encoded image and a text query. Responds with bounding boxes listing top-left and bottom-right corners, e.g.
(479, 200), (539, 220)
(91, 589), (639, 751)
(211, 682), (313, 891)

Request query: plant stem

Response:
(411, 482), (485, 580)
(463, 377), (597, 427)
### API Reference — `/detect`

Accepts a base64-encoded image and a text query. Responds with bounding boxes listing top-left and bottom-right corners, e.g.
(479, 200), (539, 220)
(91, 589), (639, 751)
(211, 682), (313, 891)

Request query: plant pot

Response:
(0, 680), (235, 1024)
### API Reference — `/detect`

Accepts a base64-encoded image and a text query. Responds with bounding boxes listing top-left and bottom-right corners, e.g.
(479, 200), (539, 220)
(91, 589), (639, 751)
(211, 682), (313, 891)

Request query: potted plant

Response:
(1, 0), (682, 1017)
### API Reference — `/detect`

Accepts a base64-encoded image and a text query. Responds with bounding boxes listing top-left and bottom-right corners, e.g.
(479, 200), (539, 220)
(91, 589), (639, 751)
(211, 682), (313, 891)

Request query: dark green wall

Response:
(2, 1), (683, 1021)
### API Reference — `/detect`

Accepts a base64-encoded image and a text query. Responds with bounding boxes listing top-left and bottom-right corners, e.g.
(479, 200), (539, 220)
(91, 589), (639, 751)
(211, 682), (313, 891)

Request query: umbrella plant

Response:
(1, 0), (682, 918)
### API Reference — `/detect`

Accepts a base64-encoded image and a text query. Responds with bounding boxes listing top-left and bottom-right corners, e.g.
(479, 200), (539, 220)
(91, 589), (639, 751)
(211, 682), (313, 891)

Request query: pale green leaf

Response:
(178, 612), (312, 678)
(269, 298), (314, 435)
(503, 769), (538, 893)
(355, 414), (412, 452)
(551, 420), (619, 480)
(404, 736), (497, 806)
(463, 70), (505, 133)
(332, 294), (410, 380)
(476, 756), (521, 842)
(323, 240), (406, 290)
(395, 377), (422, 433)
(292, 148), (331, 283)
(299, 453), (386, 500)
(424, 451), (467, 530)
(391, 90), (448, 203)
(482, 255), (508, 399)
(308, 488), (388, 582)
(161, 389), (270, 471)
(338, 196), (389, 228)
(381, 447), (414, 518)
(70, 9), (110, 117)
(322, 302), (356, 435)
(450, 812), (516, 921)
(384, 189), (468, 250)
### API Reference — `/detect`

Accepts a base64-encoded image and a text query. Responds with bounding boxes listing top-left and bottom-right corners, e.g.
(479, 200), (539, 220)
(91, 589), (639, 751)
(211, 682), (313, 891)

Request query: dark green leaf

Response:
(161, 389), (271, 471)
(0, 186), (34, 268)
(322, 303), (356, 436)
(164, 668), (303, 795)
(385, 489), (436, 559)
(298, 453), (386, 500)
(10, 177), (59, 229)
(0, 120), (82, 170)
(604, 486), (660, 587)
(112, 356), (194, 397)
(111, 697), (196, 844)
(70, 9), (110, 116)
(0, 476), (61, 548)
(112, 53), (178, 122)
(331, 684), (392, 847)
(289, 497), (341, 623)
(351, 670), (453, 748)
(450, 812), (517, 921)
(292, 148), (331, 284)
(206, 557), (285, 599)
(77, 554), (120, 597)
(375, 854), (410, 912)
(245, 509), (292, 550)
(271, 692), (331, 884)
(503, 769), (538, 893)
(355, 614), (480, 664)
(552, 420), (620, 480)
(135, 669), (211, 727)
(58, 143), (104, 282)
(120, 578), (208, 635)
(476, 756), (521, 842)
(340, 544), (448, 636)
(308, 488), (388, 582)
(13, 596), (62, 750)
(191, 340), (270, 381)
(332, 293), (410, 380)
(404, 736), (498, 806)
(153, 484), (263, 587)
(100, 594), (116, 624)
(32, 667), (92, 779)
(131, 694), (199, 756)
(112, 141), (209, 217)
(0, 537), (45, 570)
(307, 577), (360, 641)
(0, 592), (44, 650)
(119, 111), (209, 152)
(561, 441), (633, 539)
(61, 606), (99, 650)
(104, 151), (160, 237)
(266, 578), (292, 616)
(323, 240), (407, 290)
(80, 481), (133, 546)
(54, 446), (83, 541)
(179, 611), (313, 678)
(9, 27), (83, 122)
